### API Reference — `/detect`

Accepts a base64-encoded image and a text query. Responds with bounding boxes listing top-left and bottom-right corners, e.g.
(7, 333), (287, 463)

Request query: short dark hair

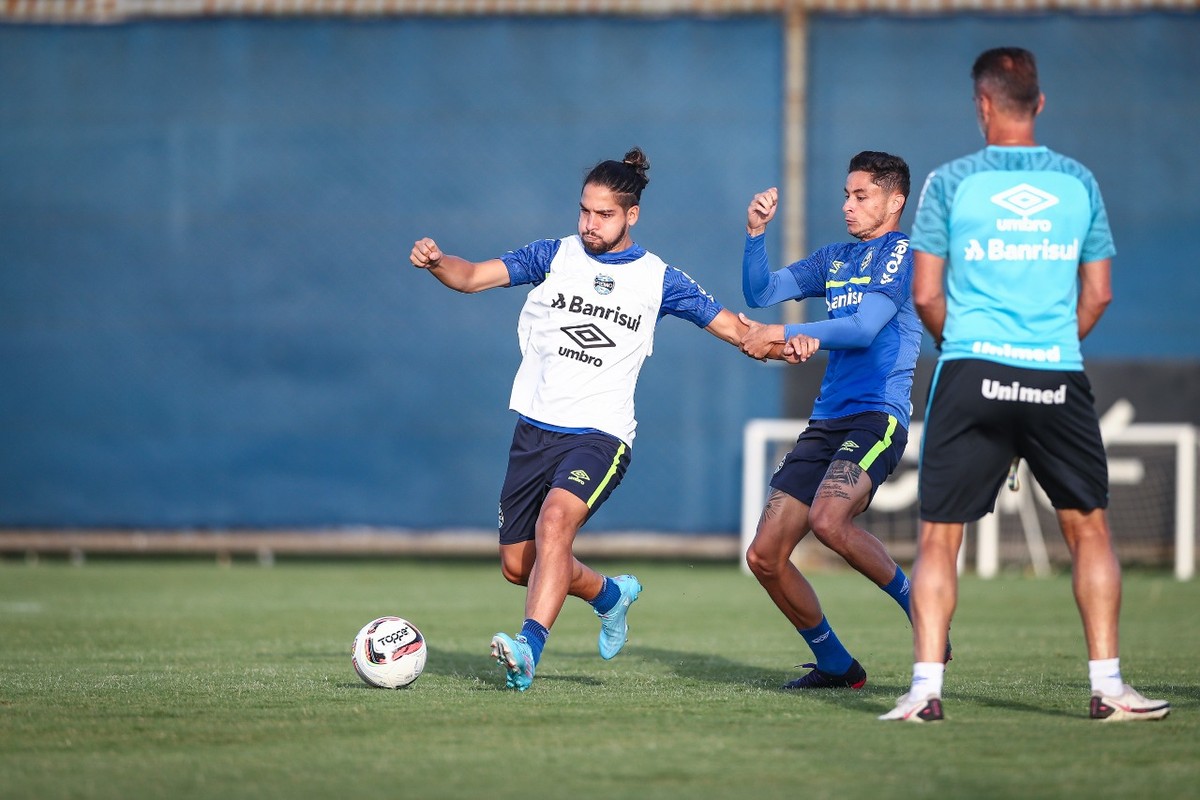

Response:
(848, 150), (910, 202)
(583, 147), (650, 210)
(972, 47), (1041, 117)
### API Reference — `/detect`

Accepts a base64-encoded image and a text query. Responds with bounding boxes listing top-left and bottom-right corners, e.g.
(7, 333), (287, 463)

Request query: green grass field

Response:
(1, 557), (1194, 799)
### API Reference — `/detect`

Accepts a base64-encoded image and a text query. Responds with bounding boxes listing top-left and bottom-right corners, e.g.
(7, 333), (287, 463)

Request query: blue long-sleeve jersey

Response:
(743, 231), (922, 426)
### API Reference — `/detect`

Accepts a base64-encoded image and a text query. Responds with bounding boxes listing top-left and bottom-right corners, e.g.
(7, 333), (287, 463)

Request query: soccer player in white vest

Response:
(736, 151), (929, 691)
(410, 148), (785, 691)
(881, 48), (1169, 723)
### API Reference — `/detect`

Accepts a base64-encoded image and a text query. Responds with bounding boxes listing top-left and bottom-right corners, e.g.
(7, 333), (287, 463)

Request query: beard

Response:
(847, 215), (885, 241)
(580, 222), (629, 255)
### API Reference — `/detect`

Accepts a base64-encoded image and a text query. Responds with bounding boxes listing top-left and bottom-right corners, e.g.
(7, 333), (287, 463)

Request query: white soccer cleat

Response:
(878, 691), (944, 723)
(1089, 684), (1170, 722)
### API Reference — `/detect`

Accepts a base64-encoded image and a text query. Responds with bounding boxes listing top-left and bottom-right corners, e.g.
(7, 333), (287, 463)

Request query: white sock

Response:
(1089, 657), (1123, 696)
(911, 661), (944, 698)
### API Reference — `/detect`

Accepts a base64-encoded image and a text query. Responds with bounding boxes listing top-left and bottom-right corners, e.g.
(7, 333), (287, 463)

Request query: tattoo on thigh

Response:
(760, 489), (787, 521)
(816, 461), (863, 502)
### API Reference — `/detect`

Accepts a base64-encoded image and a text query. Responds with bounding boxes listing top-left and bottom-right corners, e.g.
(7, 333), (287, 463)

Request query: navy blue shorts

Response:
(497, 419), (631, 545)
(769, 411), (908, 508)
(919, 359), (1108, 522)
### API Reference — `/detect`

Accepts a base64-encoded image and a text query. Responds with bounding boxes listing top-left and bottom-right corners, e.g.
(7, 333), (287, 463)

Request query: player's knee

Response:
(499, 561), (529, 586)
(809, 509), (854, 555)
(537, 499), (580, 533)
(746, 538), (786, 582)
(499, 550), (531, 585)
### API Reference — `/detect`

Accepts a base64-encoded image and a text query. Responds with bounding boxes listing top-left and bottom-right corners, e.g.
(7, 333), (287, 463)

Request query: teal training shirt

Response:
(911, 145), (1115, 371)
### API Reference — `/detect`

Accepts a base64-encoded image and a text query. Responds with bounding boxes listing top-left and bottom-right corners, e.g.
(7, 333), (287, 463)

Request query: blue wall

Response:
(0, 17), (783, 530)
(2, 13), (1196, 532)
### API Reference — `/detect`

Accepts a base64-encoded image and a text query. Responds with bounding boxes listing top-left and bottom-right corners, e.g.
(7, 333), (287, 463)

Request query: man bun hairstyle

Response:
(849, 150), (911, 203)
(584, 147), (650, 210)
(972, 47), (1041, 118)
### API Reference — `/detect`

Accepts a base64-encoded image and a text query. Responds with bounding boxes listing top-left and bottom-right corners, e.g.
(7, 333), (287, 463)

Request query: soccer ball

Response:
(351, 616), (427, 689)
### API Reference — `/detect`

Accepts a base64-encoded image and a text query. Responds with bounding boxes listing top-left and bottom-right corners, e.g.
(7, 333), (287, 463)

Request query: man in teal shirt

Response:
(881, 47), (1170, 724)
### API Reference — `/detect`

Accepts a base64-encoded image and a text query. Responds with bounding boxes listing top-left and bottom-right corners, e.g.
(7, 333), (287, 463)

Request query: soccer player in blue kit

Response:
(410, 148), (786, 691)
(737, 151), (926, 690)
(881, 48), (1170, 722)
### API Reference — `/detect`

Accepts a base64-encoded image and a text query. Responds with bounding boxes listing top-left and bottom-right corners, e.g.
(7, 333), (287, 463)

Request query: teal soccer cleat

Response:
(596, 574), (642, 660)
(490, 632), (536, 691)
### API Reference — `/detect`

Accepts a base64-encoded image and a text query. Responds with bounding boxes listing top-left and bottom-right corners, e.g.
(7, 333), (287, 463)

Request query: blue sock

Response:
(519, 619), (549, 665)
(798, 616), (853, 675)
(588, 576), (620, 616)
(882, 565), (912, 621)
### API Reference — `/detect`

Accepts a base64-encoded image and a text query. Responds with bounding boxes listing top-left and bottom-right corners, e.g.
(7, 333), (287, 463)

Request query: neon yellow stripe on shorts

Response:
(858, 414), (898, 471)
(587, 442), (627, 508)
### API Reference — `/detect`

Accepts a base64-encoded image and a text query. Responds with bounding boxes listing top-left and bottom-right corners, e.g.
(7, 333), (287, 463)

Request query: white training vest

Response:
(509, 235), (666, 446)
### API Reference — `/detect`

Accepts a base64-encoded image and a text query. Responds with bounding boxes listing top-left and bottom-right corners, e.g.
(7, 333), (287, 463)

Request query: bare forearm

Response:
(1077, 259), (1113, 340)
(425, 254), (486, 293)
(410, 237), (510, 293)
(915, 302), (946, 346)
(913, 252), (947, 346)
(709, 310), (786, 360)
(1077, 295), (1110, 340)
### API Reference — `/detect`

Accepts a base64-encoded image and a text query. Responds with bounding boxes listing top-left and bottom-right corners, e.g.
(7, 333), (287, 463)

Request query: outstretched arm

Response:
(410, 237), (511, 294)
(707, 309), (791, 362)
(782, 292), (898, 350)
(736, 312), (817, 363)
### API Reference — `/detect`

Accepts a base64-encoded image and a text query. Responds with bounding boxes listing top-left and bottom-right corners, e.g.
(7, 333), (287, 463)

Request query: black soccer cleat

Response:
(782, 658), (867, 690)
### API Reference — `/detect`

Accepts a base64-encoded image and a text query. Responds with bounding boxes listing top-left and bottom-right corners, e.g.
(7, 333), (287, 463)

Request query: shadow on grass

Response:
(369, 642), (1199, 722)
(635, 644), (921, 717)
(945, 677), (1195, 719)
(392, 642), (903, 704)
(362, 645), (609, 691)
(1146, 681), (1198, 707)
(947, 687), (1079, 719)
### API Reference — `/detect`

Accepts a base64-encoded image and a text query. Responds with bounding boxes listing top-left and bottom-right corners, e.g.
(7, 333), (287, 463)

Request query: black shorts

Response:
(769, 411), (908, 508)
(497, 419), (631, 545)
(919, 359), (1109, 523)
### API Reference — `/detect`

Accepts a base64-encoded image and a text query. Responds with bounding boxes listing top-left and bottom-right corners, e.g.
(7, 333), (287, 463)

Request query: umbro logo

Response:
(561, 323), (615, 349)
(568, 469), (590, 486)
(838, 440), (860, 452)
(992, 183), (1059, 216)
(991, 183), (1058, 232)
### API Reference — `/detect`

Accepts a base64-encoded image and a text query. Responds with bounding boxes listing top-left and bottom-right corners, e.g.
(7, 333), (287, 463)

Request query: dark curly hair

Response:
(582, 147), (650, 210)
(848, 150), (911, 204)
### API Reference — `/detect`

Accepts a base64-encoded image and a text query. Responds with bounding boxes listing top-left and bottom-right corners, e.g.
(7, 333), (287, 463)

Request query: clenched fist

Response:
(410, 237), (443, 269)
(747, 188), (779, 236)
